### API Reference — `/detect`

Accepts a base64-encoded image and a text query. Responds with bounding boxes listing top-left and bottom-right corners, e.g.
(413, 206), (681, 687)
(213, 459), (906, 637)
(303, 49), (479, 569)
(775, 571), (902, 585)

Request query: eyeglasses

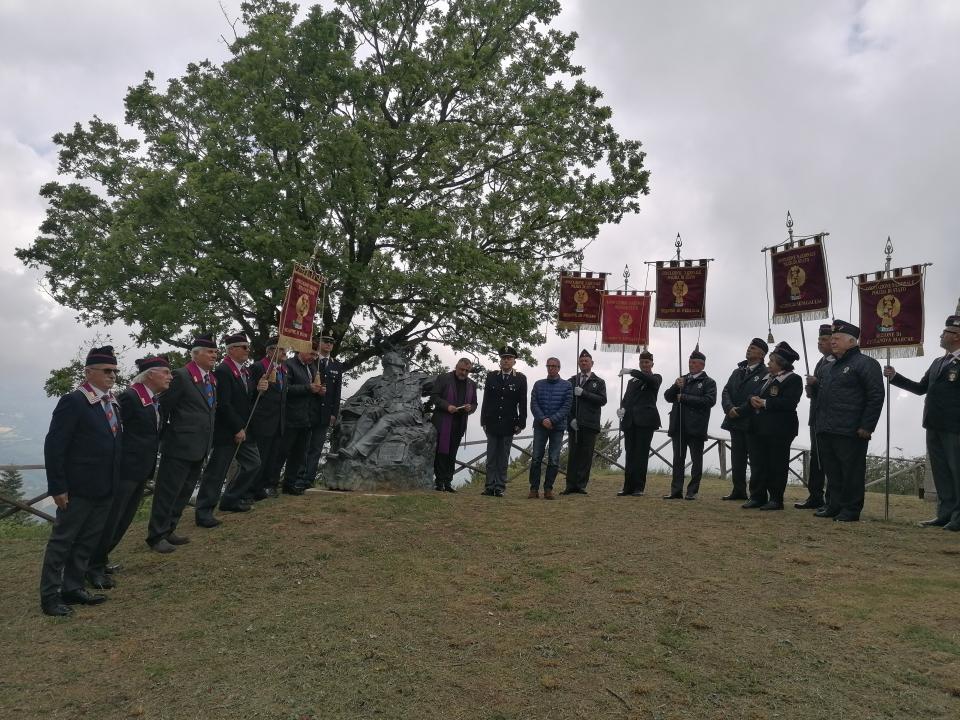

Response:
(546, 364), (560, 368)
(98, 368), (118, 375)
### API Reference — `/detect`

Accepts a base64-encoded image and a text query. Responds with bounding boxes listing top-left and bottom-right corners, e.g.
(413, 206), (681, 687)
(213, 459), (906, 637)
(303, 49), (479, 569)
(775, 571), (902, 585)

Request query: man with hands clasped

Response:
(663, 348), (717, 500)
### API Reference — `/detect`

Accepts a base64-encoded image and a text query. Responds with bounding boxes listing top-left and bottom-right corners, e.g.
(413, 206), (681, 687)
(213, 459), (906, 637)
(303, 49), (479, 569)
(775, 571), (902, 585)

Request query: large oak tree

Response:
(18, 0), (649, 370)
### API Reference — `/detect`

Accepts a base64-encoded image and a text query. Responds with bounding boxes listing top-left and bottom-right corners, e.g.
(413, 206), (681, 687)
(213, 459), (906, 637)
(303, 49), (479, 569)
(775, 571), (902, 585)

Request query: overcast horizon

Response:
(2, 1), (958, 493)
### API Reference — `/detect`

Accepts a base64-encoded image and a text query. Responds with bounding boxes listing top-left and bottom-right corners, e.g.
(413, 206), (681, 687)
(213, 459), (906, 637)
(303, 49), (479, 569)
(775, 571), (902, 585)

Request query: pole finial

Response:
(884, 236), (894, 258)
(786, 211), (794, 242)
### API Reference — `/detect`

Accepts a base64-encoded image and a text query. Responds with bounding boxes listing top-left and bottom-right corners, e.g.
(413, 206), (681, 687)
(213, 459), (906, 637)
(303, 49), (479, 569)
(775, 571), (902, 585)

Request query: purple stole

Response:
(437, 376), (476, 455)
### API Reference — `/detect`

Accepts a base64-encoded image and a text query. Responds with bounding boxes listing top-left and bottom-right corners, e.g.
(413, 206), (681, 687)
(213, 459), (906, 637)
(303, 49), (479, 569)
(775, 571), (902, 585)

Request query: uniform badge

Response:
(949, 370), (958, 382)
(843, 367), (851, 374)
(696, 382), (703, 388)
(770, 385), (780, 396)
(753, 376), (761, 382)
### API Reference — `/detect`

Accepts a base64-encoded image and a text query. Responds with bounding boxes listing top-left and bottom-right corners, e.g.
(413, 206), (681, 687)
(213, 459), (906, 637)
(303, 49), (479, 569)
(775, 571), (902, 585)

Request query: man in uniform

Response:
(813, 320), (884, 522)
(885, 314), (960, 529)
(301, 333), (342, 489)
(195, 333), (268, 527)
(720, 337), (768, 501)
(616, 350), (662, 496)
(562, 349), (607, 495)
(796, 324), (834, 510)
(87, 354), (171, 589)
(663, 348), (717, 500)
(39, 346), (122, 616)
(431, 358), (478, 492)
(528, 358), (572, 499)
(279, 345), (324, 495)
(147, 334), (218, 553)
(480, 346), (527, 497)
(248, 337), (287, 499)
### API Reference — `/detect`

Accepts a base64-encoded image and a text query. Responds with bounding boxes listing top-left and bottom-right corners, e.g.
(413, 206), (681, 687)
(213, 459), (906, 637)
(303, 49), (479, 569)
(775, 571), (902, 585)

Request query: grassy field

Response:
(2, 473), (959, 720)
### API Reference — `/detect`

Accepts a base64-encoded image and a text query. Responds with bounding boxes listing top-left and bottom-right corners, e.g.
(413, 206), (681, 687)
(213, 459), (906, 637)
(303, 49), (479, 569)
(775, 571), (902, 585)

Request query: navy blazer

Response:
(890, 354), (960, 433)
(44, 389), (121, 499)
(159, 365), (216, 462)
(249, 359), (286, 438)
(118, 386), (162, 483)
(212, 360), (255, 445)
(742, 372), (803, 439)
(620, 370), (662, 430)
(307, 356), (343, 426)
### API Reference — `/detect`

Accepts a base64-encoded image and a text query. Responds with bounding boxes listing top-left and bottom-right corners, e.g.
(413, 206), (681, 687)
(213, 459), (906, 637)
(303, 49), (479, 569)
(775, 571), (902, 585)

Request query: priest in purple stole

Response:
(430, 358), (478, 492)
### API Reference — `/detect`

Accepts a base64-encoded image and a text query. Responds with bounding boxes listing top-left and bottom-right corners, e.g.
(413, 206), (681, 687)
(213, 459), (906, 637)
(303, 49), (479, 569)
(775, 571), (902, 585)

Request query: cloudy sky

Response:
(1, 1), (957, 491)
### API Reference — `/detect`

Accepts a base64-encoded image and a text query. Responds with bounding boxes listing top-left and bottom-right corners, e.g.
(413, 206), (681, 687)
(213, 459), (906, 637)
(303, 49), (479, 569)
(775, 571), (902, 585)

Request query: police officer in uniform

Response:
(302, 333), (342, 489)
(616, 350), (662, 496)
(885, 314), (960, 530)
(480, 346), (527, 497)
(280, 346), (324, 494)
(663, 347), (717, 500)
(562, 349), (608, 494)
(796, 324), (834, 510)
(720, 337), (768, 501)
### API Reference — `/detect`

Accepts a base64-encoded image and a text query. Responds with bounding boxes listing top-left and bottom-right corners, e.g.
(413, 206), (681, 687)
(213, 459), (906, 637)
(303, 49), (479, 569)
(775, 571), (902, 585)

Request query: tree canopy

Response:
(17, 0), (649, 371)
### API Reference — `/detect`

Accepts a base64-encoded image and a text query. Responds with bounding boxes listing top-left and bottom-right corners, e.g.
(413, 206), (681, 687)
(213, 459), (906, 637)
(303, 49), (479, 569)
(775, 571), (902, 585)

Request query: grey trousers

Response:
(928, 429), (960, 522)
(485, 433), (513, 491)
(196, 441), (261, 517)
(147, 455), (203, 546)
(40, 495), (111, 603)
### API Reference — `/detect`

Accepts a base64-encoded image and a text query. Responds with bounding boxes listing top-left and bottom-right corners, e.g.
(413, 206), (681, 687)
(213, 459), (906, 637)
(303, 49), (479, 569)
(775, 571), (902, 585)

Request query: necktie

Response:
(101, 397), (118, 434)
(240, 365), (249, 391)
(203, 374), (215, 407)
(152, 396), (161, 429)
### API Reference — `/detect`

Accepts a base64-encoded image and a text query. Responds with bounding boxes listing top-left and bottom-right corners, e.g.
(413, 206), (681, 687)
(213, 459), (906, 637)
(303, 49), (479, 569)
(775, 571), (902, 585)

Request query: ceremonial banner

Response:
(770, 237), (830, 324)
(856, 267), (925, 359)
(558, 271), (607, 330)
(601, 292), (651, 351)
(278, 265), (323, 353)
(654, 261), (708, 328)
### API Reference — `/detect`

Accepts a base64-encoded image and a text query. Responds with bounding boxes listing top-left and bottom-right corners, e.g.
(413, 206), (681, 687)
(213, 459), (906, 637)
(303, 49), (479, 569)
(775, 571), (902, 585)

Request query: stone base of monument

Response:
(323, 423), (438, 492)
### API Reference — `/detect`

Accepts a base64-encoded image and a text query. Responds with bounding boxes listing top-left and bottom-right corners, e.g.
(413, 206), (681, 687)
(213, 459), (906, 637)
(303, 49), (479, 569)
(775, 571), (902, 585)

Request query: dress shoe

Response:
(794, 498), (824, 510)
(617, 490), (629, 496)
(263, 487), (279, 498)
(834, 513), (860, 523)
(150, 539), (177, 554)
(196, 515), (222, 528)
(759, 501), (784, 511)
(684, 494), (697, 501)
(219, 502), (252, 513)
(493, 490), (504, 497)
(559, 489), (574, 496)
(481, 489), (495, 496)
(631, 491), (645, 497)
(662, 493), (683, 500)
(166, 532), (190, 545)
(543, 490), (555, 500)
(434, 485), (444, 492)
(105, 563), (122, 575)
(443, 485), (457, 493)
(575, 489), (589, 495)
(741, 499), (764, 509)
(527, 490), (539, 499)
(61, 588), (108, 606)
(41, 600), (74, 617)
(86, 573), (116, 590)
(943, 520), (960, 532)
(282, 485), (305, 496)
(722, 494), (748, 501)
(250, 488), (270, 501)
(814, 507), (840, 518)
(918, 518), (948, 527)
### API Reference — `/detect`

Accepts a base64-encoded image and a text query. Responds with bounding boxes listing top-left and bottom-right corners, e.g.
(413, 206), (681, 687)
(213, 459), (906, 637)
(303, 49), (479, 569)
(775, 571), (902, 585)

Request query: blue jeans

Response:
(529, 424), (564, 491)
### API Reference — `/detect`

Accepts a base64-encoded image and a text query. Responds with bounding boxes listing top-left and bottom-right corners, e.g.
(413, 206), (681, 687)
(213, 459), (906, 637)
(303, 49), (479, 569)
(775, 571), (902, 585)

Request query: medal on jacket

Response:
(770, 385), (780, 396)
(949, 369), (958, 382)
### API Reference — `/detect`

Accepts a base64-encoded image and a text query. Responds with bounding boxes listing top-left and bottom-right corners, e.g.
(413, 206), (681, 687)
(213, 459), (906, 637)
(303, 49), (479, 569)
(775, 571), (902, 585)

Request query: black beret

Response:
(85, 346), (117, 368)
(135, 354), (170, 372)
(818, 324), (833, 337)
(771, 341), (800, 365)
(946, 316), (960, 328)
(749, 337), (769, 354)
(638, 350), (653, 361)
(192, 333), (217, 350)
(579, 349), (592, 359)
(831, 319), (860, 339)
(223, 332), (248, 347)
(689, 349), (706, 361)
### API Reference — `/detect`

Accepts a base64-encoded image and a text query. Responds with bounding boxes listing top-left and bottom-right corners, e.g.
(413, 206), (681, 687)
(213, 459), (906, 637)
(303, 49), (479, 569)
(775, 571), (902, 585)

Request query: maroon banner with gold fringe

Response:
(654, 261), (708, 328)
(278, 265), (323, 353)
(601, 291), (651, 351)
(856, 266), (925, 359)
(770, 237), (830, 324)
(558, 271), (607, 330)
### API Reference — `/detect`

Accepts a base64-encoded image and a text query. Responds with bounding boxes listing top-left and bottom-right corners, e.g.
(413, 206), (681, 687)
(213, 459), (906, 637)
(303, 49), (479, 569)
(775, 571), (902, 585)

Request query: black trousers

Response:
(147, 455), (203, 546)
(434, 434), (464, 488)
(623, 427), (654, 493)
(299, 419), (331, 487)
(253, 433), (283, 491)
(280, 426), (311, 489)
(927, 429), (960, 522)
(747, 433), (793, 503)
(195, 441), (261, 517)
(40, 495), (111, 603)
(566, 429), (599, 491)
(89, 477), (149, 575)
(728, 429), (749, 497)
(806, 427), (826, 505)
(670, 434), (705, 497)
(817, 433), (868, 517)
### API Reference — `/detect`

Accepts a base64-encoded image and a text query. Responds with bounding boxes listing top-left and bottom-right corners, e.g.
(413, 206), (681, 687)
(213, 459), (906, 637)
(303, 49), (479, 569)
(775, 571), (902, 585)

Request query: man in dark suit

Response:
(146, 334), (218, 552)
(562, 349), (608, 495)
(720, 337), (768, 501)
(796, 324), (834, 510)
(616, 350), (662, 496)
(39, 346), (123, 616)
(431, 358), (478, 492)
(195, 333), (269, 527)
(248, 337), (287, 499)
(663, 348), (717, 500)
(480, 346), (527, 497)
(87, 354), (171, 589)
(279, 346), (324, 494)
(301, 333), (343, 489)
(886, 314), (960, 530)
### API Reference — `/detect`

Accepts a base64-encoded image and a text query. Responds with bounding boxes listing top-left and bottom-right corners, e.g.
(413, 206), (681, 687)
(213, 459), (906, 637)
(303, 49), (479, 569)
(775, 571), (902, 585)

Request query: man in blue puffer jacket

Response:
(528, 357), (573, 499)
(813, 320), (884, 522)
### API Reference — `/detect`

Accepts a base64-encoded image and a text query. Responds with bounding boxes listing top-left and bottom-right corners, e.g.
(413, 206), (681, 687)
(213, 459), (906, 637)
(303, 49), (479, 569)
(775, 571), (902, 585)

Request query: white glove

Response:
(570, 419), (579, 431)
(616, 408), (625, 420)
(618, 368), (630, 377)
(574, 386), (583, 396)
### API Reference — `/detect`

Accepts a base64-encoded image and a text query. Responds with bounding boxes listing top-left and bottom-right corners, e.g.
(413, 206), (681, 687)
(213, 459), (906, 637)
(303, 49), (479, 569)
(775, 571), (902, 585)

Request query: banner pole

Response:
(675, 235), (683, 436)
(883, 237), (893, 521)
(798, 319), (811, 376)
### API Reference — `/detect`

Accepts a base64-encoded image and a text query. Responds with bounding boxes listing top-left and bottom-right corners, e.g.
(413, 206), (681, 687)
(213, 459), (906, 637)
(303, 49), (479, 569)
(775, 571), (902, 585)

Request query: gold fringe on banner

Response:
(772, 308), (830, 325)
